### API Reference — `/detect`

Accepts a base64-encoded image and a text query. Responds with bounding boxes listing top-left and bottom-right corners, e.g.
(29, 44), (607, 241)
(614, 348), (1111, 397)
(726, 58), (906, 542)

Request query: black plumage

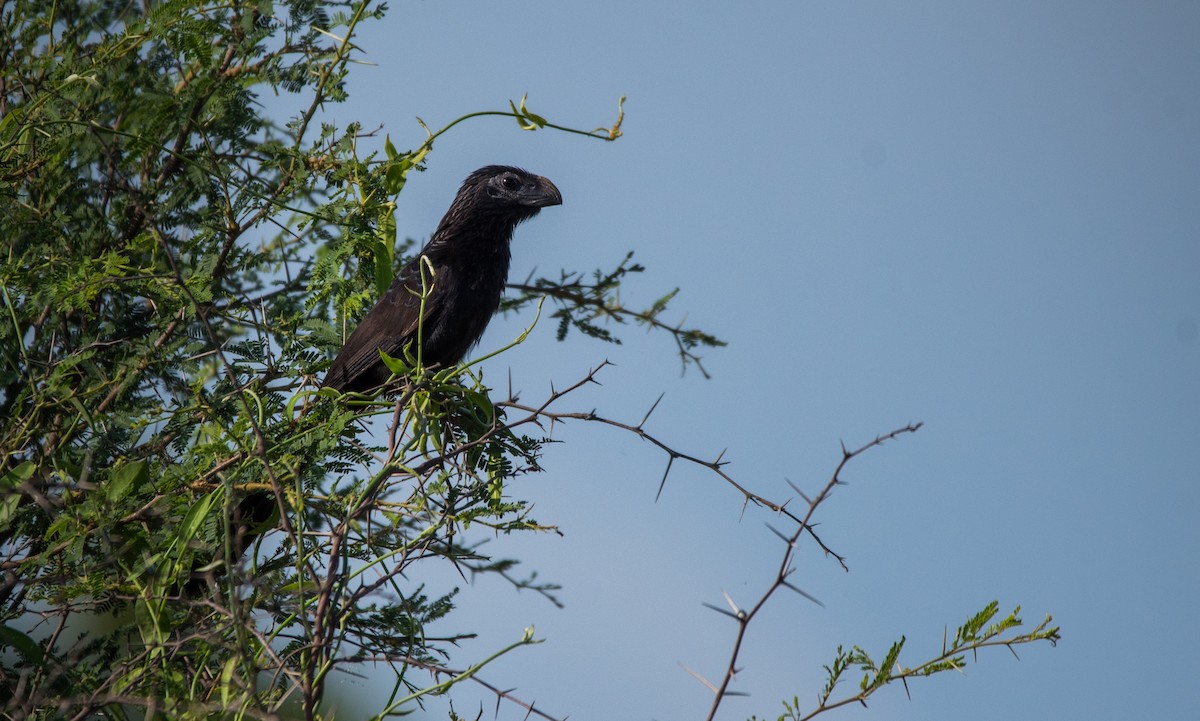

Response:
(187, 168), (560, 593)
(322, 166), (562, 393)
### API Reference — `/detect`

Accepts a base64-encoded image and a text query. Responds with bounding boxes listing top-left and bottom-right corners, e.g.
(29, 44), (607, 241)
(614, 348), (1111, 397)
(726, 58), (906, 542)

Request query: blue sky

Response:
(293, 2), (1200, 719)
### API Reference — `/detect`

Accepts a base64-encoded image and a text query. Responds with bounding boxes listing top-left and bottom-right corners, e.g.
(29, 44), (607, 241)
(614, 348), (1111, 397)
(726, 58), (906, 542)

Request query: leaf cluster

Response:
(0, 0), (673, 718)
(504, 251), (726, 378)
(748, 601), (1061, 721)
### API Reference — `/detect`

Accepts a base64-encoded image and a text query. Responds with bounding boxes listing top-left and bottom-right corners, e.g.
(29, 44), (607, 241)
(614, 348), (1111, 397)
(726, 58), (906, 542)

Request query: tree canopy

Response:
(0, 1), (1056, 719)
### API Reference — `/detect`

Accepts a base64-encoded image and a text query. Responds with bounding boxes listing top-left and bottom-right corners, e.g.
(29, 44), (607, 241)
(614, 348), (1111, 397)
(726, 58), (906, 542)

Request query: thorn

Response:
(779, 580), (825, 607)
(721, 588), (742, 616)
(638, 392), (664, 429)
(678, 662), (718, 694)
(701, 602), (738, 620)
(785, 478), (812, 504)
(764, 522), (794, 546)
(654, 455), (674, 502)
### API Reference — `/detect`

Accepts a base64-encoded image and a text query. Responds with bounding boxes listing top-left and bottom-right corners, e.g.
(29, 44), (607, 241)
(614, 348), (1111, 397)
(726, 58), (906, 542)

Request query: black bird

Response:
(322, 165), (562, 393)
(188, 168), (560, 594)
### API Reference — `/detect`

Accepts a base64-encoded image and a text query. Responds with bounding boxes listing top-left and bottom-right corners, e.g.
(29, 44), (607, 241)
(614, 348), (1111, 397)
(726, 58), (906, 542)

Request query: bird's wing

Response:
(322, 260), (450, 390)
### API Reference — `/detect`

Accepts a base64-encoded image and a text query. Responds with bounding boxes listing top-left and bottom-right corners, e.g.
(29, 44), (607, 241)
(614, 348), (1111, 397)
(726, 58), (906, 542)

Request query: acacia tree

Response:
(0, 1), (1057, 719)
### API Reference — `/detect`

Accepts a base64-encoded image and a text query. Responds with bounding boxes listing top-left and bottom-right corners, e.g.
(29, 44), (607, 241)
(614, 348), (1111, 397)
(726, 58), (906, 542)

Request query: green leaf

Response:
(0, 625), (43, 664)
(379, 347), (413, 378)
(957, 600), (1001, 644)
(108, 458), (150, 503)
(510, 95), (542, 131)
(176, 489), (218, 549)
(371, 236), (394, 295)
(0, 461), (35, 532)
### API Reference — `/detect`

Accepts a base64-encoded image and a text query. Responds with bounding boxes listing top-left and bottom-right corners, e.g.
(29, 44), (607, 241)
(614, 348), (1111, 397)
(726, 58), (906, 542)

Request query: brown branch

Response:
(701, 424), (923, 720)
(495, 362), (793, 515)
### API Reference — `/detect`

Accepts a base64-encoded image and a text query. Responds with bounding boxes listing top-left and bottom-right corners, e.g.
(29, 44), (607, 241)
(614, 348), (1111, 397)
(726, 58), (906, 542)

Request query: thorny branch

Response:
(294, 362), (913, 721)
(365, 359), (925, 720)
(496, 362), (850, 568)
(498, 362), (789, 513)
(698, 425), (922, 721)
(500, 363), (924, 718)
(350, 361), (913, 720)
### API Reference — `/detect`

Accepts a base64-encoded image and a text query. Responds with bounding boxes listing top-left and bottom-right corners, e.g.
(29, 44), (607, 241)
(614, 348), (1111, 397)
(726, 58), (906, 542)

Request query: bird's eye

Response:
(500, 174), (521, 190)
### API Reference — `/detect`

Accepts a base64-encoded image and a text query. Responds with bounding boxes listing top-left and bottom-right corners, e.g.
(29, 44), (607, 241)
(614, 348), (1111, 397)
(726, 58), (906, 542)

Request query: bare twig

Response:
(699, 425), (923, 720)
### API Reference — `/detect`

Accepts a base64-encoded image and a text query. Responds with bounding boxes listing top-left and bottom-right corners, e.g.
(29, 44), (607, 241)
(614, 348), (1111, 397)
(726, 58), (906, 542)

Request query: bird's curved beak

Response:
(522, 175), (563, 208)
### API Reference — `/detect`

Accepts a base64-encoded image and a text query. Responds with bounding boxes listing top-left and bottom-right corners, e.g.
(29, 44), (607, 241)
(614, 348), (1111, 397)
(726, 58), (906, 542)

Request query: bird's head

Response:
(469, 165), (562, 212)
(429, 166), (562, 252)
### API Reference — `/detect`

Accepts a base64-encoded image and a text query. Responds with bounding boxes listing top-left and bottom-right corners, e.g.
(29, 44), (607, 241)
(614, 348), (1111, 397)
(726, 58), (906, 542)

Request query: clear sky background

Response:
(285, 2), (1199, 719)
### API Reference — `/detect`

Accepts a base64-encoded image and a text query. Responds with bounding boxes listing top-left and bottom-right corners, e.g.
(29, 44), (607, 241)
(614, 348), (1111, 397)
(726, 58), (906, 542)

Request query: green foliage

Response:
(0, 0), (662, 718)
(747, 602), (1061, 721)
(504, 251), (727, 378)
